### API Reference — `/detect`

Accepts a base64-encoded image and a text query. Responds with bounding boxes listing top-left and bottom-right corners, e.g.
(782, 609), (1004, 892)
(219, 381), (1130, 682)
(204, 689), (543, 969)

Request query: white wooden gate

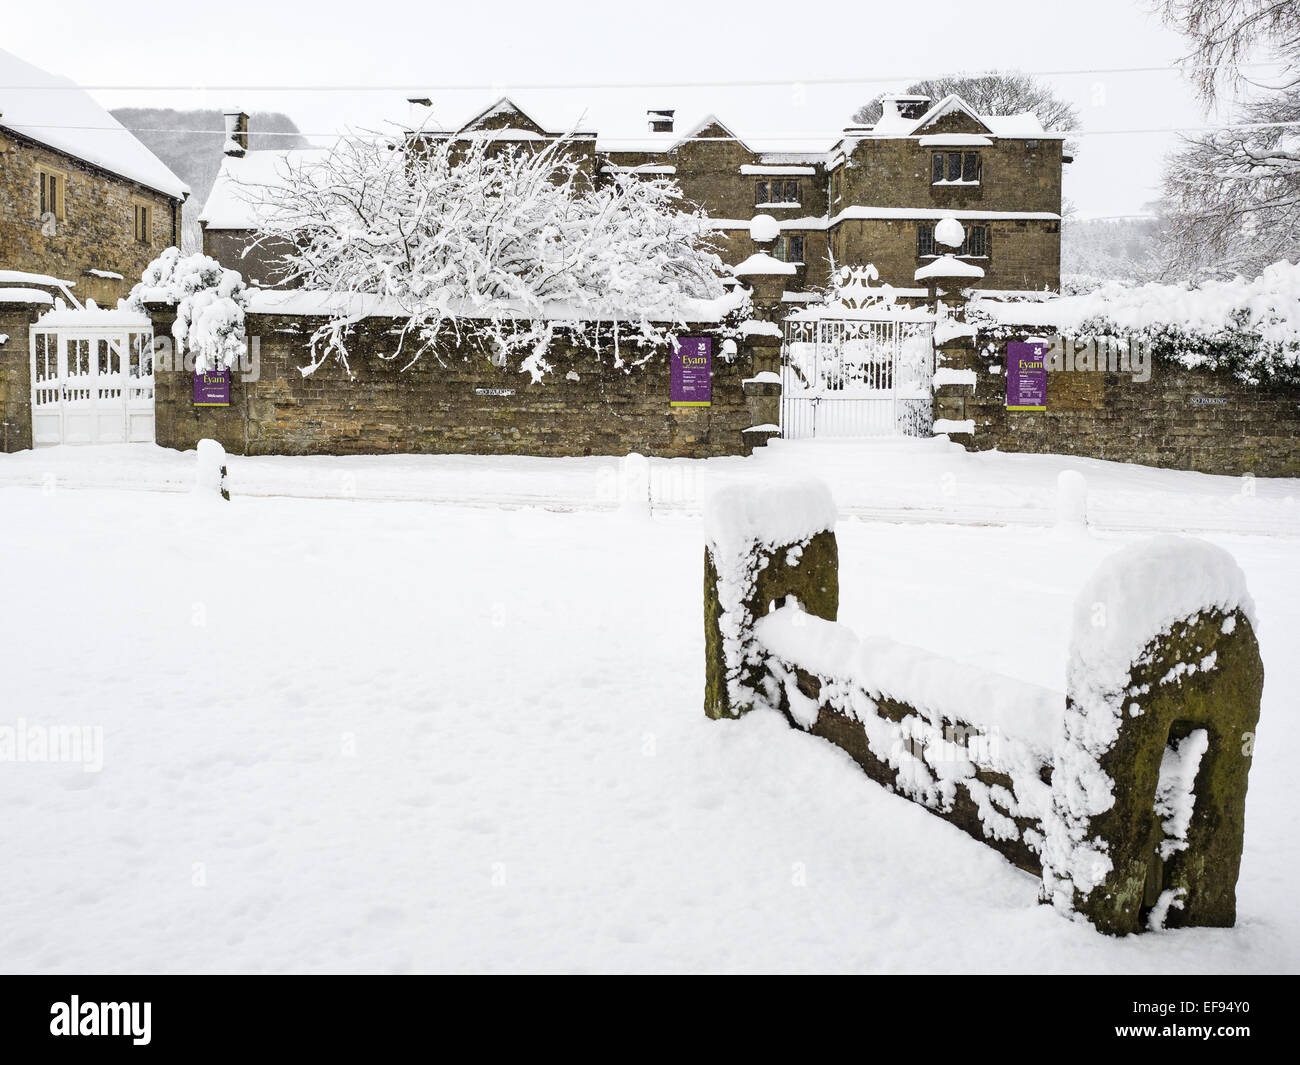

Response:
(31, 323), (155, 445)
(780, 315), (935, 439)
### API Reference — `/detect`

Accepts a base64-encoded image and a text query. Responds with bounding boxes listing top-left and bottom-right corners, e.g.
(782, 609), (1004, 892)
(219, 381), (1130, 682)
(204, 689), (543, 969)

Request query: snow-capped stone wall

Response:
(144, 303), (779, 460)
(704, 481), (1265, 934)
(932, 312), (1300, 477)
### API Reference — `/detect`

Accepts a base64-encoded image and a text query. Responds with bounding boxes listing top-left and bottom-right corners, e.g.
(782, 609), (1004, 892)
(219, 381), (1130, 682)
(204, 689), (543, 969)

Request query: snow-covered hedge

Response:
(972, 260), (1300, 385)
(129, 248), (247, 373)
(705, 482), (1266, 934)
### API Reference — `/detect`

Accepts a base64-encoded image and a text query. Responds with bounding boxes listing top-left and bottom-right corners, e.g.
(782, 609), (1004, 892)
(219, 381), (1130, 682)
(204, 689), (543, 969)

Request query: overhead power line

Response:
(0, 61), (1273, 93)
(3, 120), (1300, 142)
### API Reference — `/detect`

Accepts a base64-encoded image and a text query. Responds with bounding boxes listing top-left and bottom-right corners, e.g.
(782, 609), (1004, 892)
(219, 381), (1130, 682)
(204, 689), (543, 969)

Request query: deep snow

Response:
(0, 443), (1296, 973)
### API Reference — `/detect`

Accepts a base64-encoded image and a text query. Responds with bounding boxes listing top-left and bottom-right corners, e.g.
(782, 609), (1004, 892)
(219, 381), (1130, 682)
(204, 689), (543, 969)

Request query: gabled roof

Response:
(0, 47), (189, 200)
(455, 96), (552, 137)
(410, 96), (596, 141)
(910, 94), (996, 136)
(671, 114), (752, 152)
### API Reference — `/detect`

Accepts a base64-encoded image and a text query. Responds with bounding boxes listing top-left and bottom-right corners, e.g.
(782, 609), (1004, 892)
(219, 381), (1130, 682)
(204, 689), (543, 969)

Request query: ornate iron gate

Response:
(781, 315), (935, 439)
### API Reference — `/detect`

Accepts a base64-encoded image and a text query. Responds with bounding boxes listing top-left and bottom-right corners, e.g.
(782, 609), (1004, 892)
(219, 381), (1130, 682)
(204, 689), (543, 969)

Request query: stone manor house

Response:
(0, 48), (189, 306)
(202, 92), (1067, 298)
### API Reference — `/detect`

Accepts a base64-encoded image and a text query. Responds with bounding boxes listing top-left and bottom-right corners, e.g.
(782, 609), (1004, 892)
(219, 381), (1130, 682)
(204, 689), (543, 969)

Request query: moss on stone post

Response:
(1050, 536), (1264, 935)
(1071, 609), (1262, 934)
(702, 481), (839, 720)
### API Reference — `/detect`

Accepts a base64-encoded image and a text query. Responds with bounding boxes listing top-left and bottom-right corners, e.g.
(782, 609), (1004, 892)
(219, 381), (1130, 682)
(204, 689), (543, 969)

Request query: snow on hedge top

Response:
(1069, 535), (1255, 703)
(704, 479), (837, 555)
(0, 48), (188, 199)
(973, 260), (1300, 350)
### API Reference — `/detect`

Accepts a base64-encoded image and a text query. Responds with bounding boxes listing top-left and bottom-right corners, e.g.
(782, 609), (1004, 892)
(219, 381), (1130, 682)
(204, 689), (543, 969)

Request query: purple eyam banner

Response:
(194, 367), (231, 407)
(670, 337), (712, 407)
(1006, 340), (1047, 411)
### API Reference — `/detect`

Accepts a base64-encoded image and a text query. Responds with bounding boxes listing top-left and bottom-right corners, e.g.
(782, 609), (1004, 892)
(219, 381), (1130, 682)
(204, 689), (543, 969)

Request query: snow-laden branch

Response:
(244, 134), (734, 380)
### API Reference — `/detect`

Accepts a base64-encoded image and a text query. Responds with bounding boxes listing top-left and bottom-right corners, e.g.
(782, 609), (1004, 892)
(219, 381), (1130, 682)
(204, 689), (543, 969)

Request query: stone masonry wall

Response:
(149, 308), (776, 459)
(0, 129), (180, 305)
(933, 328), (1300, 478)
(0, 300), (40, 451)
(833, 217), (1059, 293)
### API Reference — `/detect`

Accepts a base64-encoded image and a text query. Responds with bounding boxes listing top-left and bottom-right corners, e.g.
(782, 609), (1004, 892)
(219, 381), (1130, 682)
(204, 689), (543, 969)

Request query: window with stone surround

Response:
(930, 151), (981, 185)
(917, 222), (989, 258)
(755, 179), (800, 206)
(772, 234), (805, 263)
(37, 165), (66, 219)
(133, 201), (152, 244)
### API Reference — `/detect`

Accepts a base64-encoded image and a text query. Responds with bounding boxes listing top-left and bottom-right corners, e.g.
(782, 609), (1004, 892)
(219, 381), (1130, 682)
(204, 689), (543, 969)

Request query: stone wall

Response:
(0, 129), (180, 304)
(149, 307), (777, 459)
(839, 110), (1063, 215)
(0, 299), (41, 452)
(933, 327), (1300, 478)
(833, 217), (1059, 294)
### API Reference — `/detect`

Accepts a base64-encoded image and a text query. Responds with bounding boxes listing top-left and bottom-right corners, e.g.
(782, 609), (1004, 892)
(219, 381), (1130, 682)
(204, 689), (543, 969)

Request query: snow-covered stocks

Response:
(702, 480), (839, 719)
(704, 480), (1266, 934)
(129, 248), (247, 374)
(247, 134), (737, 381)
(1041, 535), (1262, 934)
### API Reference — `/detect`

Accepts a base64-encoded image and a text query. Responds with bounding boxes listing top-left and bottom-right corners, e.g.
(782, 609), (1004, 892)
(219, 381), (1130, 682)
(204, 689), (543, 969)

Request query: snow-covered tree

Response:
(247, 134), (731, 381)
(1157, 1), (1300, 277)
(129, 247), (247, 372)
(1158, 0), (1300, 104)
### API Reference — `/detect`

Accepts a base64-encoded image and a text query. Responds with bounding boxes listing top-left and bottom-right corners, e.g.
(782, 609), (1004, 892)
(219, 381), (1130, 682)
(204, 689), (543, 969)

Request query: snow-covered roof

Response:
(200, 148), (331, 229)
(398, 92), (824, 156)
(0, 47), (189, 200)
(844, 93), (1059, 144)
(393, 89), (1059, 164)
(0, 287), (54, 305)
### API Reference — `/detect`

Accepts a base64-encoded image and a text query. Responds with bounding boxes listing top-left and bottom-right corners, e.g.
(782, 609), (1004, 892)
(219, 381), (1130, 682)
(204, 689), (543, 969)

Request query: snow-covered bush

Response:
(129, 248), (247, 373)
(972, 260), (1300, 385)
(247, 134), (732, 380)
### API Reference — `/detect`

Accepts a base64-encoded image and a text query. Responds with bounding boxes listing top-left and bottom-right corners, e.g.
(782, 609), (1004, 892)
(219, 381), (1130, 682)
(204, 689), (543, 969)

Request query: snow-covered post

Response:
(1043, 536), (1263, 934)
(194, 438), (230, 501)
(1056, 469), (1088, 532)
(620, 452), (651, 519)
(703, 480), (839, 719)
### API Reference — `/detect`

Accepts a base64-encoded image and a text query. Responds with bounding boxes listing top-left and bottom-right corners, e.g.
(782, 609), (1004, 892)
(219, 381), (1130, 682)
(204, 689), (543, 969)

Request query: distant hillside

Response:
(111, 108), (310, 252)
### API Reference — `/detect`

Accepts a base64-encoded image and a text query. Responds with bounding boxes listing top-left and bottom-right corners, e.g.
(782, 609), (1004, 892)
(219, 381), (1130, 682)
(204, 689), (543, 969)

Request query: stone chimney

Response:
(647, 109), (675, 133)
(407, 97), (433, 131)
(223, 111), (249, 157)
(878, 94), (931, 123)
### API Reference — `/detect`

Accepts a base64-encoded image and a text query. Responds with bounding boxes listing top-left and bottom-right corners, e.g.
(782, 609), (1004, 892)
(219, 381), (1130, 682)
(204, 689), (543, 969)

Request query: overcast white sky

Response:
(1, 0), (1254, 218)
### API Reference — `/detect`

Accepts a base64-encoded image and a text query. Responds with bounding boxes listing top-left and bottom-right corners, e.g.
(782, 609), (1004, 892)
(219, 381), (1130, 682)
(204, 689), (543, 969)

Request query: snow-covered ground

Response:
(0, 441), (1297, 973)
(1, 436), (1296, 535)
